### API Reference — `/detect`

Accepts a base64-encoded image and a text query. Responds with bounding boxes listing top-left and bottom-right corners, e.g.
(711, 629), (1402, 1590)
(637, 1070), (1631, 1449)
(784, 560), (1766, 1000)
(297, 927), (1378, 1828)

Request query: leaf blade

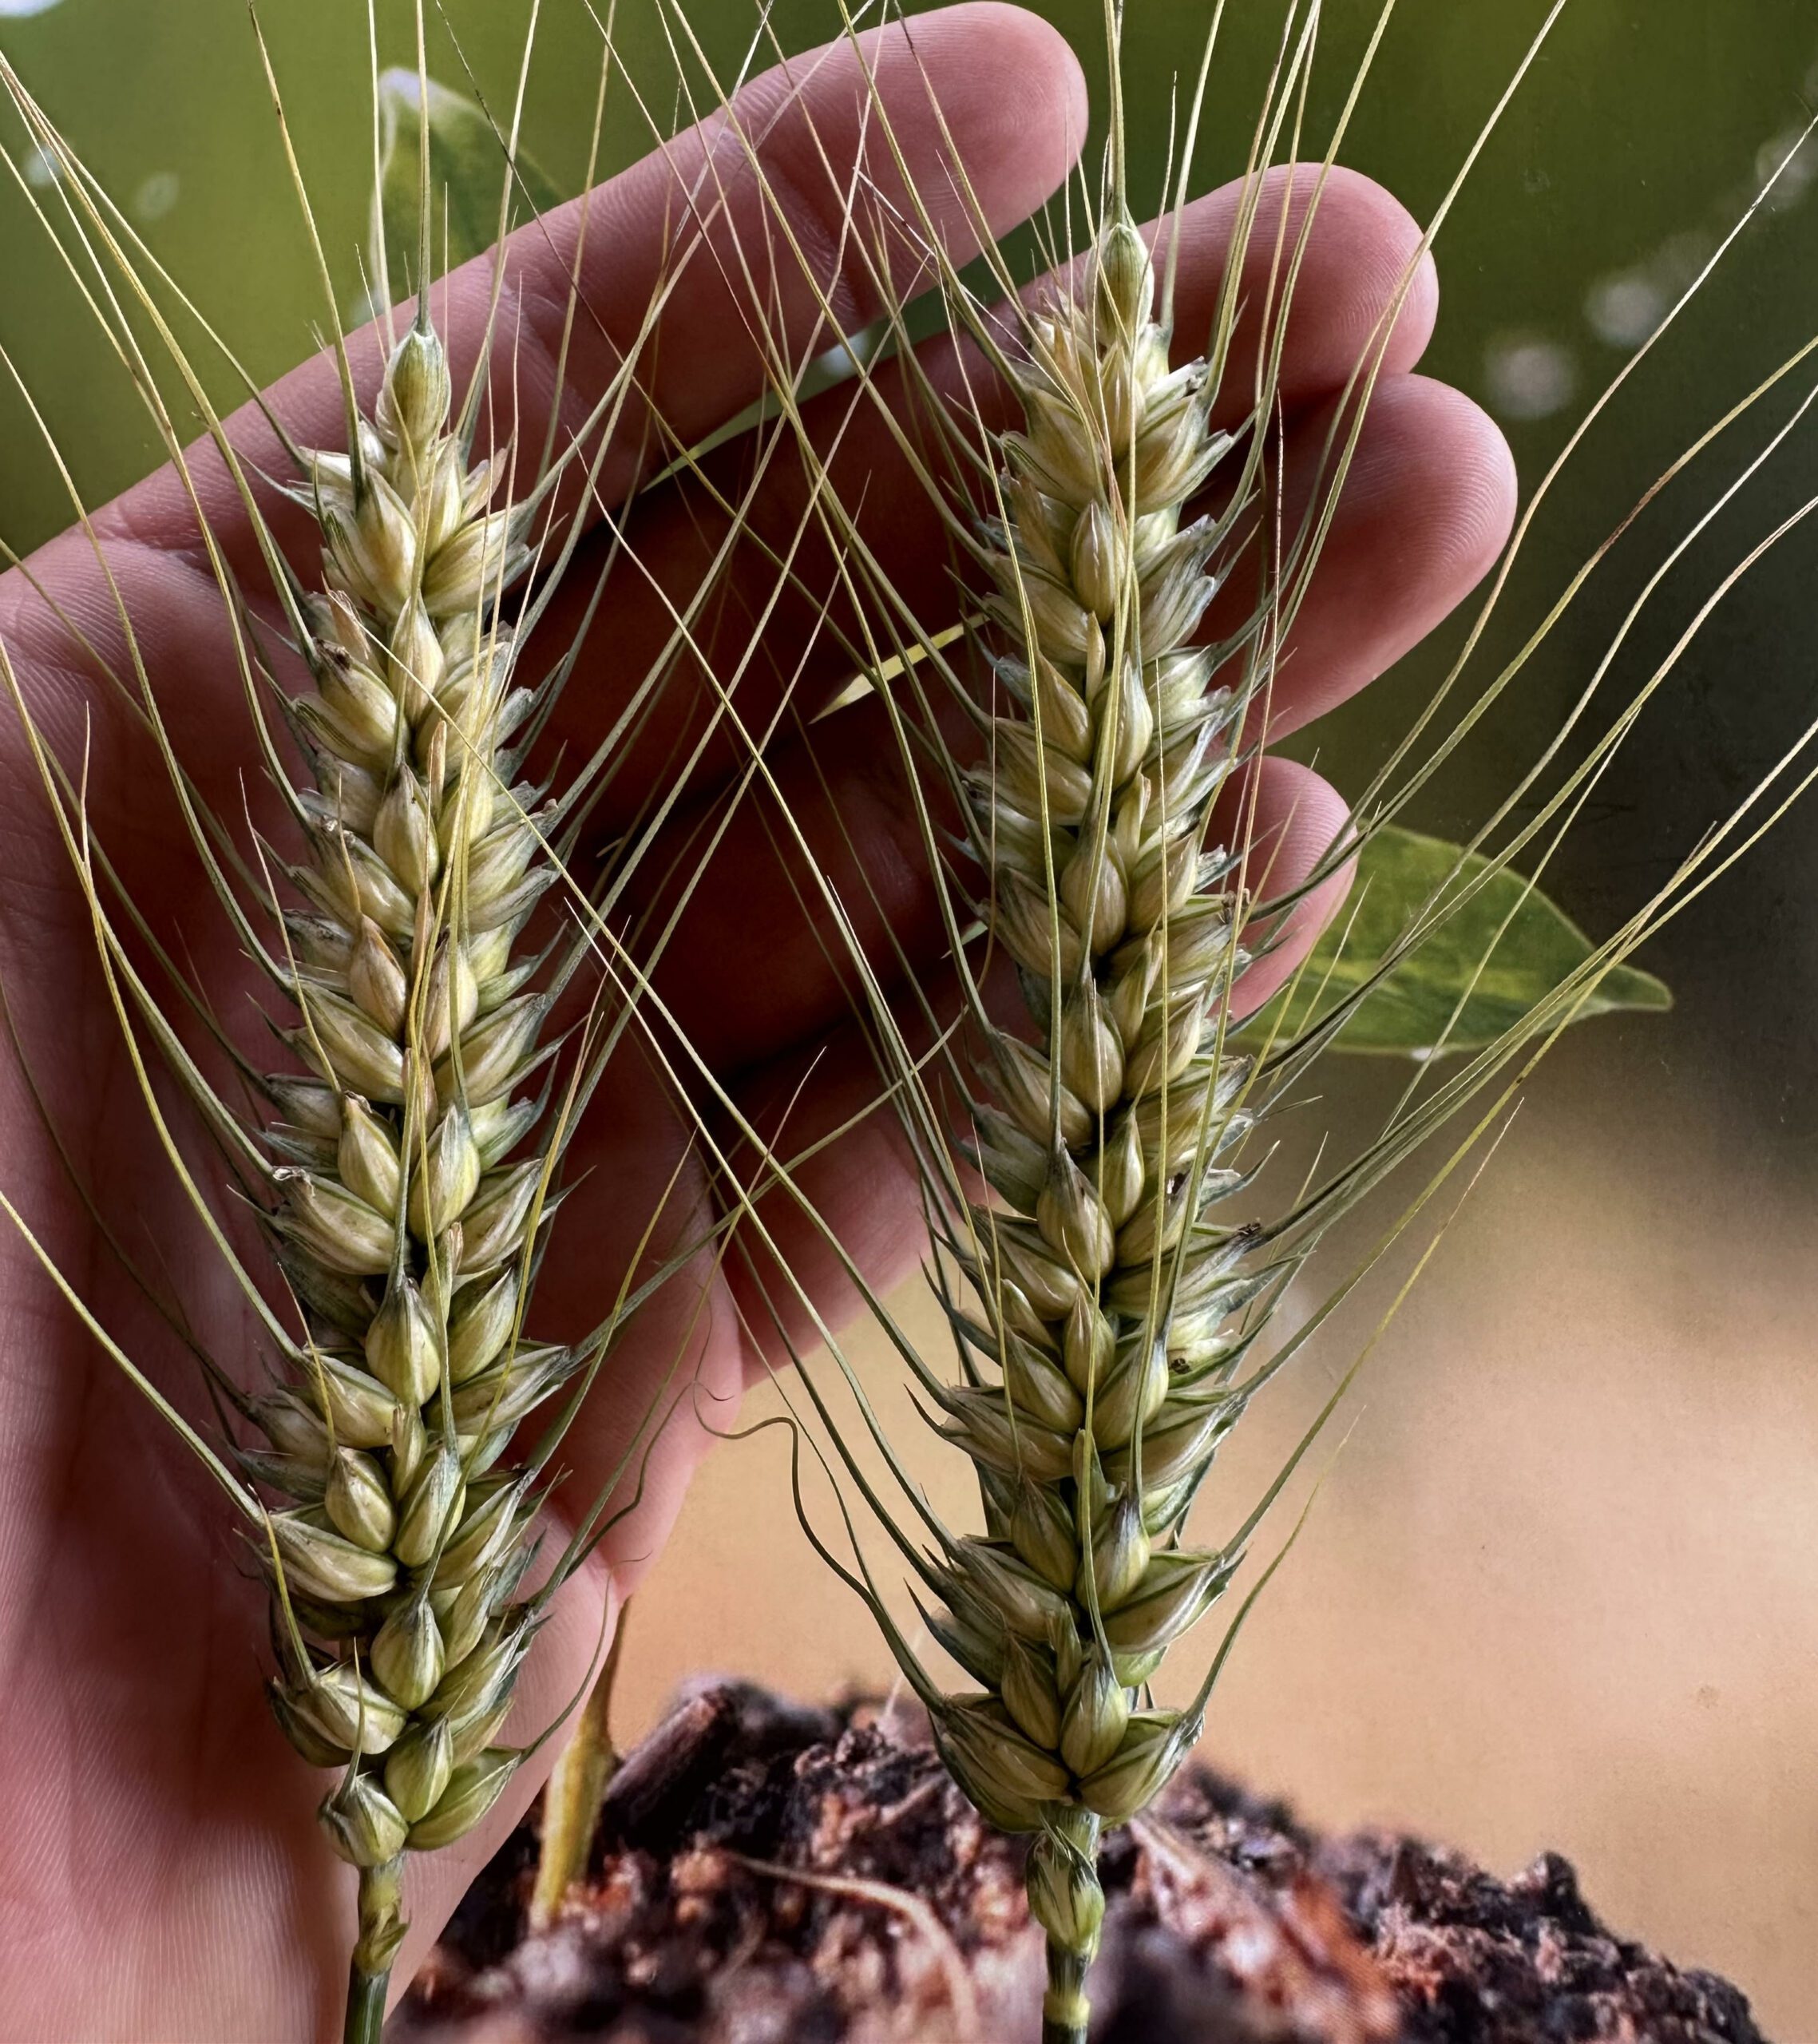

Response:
(374, 69), (564, 295)
(1239, 826), (1671, 1057)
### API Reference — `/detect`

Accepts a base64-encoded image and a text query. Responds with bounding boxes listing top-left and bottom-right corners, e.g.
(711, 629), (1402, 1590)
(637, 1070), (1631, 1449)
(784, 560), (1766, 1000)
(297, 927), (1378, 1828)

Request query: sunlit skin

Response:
(0, 7), (1513, 2036)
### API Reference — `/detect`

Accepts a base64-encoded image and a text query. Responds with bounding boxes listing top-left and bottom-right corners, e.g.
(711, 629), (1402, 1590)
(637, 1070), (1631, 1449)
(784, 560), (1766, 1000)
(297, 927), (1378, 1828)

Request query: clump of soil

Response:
(396, 1682), (1769, 2043)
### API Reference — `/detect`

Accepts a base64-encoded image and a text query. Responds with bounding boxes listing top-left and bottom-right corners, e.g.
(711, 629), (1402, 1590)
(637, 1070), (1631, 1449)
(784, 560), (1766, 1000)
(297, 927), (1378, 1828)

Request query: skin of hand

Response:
(0, 6), (1513, 2038)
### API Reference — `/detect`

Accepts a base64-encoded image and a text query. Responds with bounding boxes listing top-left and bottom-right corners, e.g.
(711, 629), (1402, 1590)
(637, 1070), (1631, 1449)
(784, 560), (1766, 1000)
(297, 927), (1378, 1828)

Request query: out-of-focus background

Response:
(2, 0), (1816, 2033)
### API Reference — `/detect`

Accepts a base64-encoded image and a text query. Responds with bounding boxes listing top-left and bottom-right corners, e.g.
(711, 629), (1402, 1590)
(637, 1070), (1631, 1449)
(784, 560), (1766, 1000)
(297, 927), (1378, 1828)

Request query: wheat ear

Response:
(667, 12), (1818, 2042)
(884, 212), (1262, 2042)
(248, 303), (567, 2027)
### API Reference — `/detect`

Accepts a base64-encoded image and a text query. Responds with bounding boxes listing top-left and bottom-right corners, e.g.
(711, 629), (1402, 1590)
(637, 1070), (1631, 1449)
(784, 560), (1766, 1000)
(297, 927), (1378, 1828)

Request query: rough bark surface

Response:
(394, 1682), (1769, 2044)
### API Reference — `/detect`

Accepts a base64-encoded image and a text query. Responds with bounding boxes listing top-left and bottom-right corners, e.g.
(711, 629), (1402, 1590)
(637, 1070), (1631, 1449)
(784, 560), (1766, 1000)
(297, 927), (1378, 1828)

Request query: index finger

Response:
(77, 5), (1088, 581)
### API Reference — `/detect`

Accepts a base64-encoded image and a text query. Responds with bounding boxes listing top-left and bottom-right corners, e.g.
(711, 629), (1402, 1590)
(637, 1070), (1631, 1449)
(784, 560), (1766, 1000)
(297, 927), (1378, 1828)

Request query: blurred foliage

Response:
(370, 65), (562, 298)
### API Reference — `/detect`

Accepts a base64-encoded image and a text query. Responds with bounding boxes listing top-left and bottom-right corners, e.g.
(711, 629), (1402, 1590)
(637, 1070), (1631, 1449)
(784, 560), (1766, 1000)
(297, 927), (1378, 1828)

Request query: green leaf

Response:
(372, 69), (565, 298)
(1237, 826), (1671, 1057)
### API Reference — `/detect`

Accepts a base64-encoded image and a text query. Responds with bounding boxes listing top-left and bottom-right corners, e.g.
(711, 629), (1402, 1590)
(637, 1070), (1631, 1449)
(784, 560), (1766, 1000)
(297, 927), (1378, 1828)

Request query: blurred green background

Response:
(2, 2), (1815, 2033)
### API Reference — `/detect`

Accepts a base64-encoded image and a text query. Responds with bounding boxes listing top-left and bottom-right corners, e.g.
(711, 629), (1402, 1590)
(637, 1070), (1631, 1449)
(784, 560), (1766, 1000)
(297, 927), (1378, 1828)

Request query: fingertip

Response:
(1403, 244), (1442, 370)
(1367, 373), (1519, 603)
(1317, 164), (1441, 377)
(1170, 164), (1443, 413)
(1448, 377), (1521, 581)
(952, 2), (1091, 121)
(1227, 759), (1355, 1016)
(1256, 372), (1519, 739)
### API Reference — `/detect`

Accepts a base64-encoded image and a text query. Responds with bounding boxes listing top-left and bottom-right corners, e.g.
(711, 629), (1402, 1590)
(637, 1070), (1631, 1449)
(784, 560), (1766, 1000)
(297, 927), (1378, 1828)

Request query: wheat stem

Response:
(346, 1853), (406, 2042)
(1040, 1961), (1091, 2044)
(1031, 1806), (1101, 2042)
(342, 1966), (388, 2044)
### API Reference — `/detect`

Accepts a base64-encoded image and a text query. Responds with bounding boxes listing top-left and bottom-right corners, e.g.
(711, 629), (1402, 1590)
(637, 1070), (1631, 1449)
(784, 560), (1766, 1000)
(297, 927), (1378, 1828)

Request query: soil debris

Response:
(395, 1682), (1769, 2043)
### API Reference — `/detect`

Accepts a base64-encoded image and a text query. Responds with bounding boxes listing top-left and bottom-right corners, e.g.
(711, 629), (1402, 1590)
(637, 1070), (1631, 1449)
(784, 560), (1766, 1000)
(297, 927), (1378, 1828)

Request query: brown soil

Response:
(394, 1682), (1769, 2044)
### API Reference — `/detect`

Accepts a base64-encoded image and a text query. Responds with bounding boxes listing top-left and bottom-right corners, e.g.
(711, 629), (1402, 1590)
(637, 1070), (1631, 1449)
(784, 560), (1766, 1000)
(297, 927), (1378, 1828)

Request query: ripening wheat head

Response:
(905, 205), (1293, 2044)
(254, 308), (564, 1982)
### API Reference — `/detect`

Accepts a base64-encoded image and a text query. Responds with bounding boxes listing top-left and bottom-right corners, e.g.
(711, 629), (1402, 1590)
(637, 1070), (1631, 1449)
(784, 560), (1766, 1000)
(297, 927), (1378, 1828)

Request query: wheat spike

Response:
(248, 307), (563, 2014)
(593, 12), (1818, 2044)
(882, 212), (1262, 2044)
